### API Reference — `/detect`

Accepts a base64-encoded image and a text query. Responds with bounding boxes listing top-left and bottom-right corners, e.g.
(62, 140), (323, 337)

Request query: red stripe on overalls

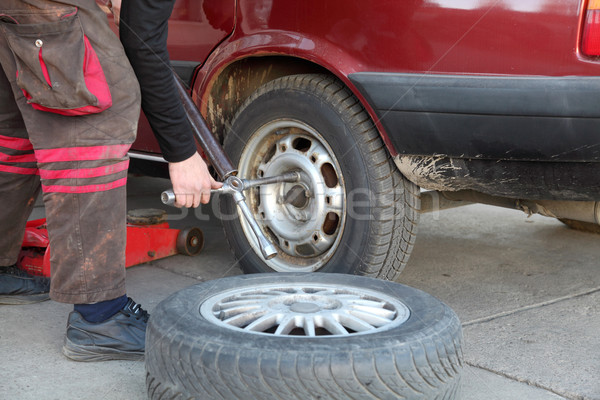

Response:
(36, 144), (131, 193)
(34, 144), (130, 163)
(39, 160), (129, 180)
(0, 134), (34, 151)
(0, 151), (37, 163)
(42, 178), (128, 194)
(0, 134), (37, 174)
(0, 164), (39, 175)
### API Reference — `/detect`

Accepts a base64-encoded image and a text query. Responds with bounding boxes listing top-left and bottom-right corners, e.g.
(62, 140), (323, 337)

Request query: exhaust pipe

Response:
(420, 190), (600, 225)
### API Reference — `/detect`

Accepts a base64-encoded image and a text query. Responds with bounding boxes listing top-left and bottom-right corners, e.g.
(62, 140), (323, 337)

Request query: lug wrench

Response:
(161, 172), (300, 259)
(162, 73), (296, 260)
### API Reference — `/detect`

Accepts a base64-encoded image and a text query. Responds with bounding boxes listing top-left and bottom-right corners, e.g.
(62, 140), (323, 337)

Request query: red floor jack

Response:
(17, 209), (203, 277)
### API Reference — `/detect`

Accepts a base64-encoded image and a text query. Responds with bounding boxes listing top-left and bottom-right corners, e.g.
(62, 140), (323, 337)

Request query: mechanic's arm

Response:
(117, 0), (221, 207)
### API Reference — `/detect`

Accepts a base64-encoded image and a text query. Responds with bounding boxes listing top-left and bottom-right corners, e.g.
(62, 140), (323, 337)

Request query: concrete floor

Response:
(1, 175), (598, 400)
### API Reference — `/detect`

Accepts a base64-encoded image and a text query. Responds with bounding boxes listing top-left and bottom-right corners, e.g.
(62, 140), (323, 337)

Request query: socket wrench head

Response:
(161, 190), (176, 206)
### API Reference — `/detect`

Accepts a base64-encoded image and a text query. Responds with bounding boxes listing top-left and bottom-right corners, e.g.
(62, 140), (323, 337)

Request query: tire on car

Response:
(145, 273), (464, 400)
(220, 74), (420, 280)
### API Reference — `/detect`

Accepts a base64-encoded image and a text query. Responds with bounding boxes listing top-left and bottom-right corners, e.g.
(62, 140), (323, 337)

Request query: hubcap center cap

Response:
(290, 302), (321, 313)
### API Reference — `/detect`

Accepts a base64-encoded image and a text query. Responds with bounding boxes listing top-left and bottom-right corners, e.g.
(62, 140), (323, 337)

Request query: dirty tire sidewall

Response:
(145, 273), (463, 400)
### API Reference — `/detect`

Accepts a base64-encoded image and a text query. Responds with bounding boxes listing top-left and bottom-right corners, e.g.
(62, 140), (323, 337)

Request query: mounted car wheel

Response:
(145, 273), (464, 400)
(221, 74), (420, 280)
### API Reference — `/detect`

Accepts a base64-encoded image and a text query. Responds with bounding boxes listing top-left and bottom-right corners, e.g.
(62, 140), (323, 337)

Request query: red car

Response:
(108, 0), (600, 279)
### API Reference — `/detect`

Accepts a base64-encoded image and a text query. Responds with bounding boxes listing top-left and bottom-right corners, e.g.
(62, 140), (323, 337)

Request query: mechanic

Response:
(0, 0), (220, 361)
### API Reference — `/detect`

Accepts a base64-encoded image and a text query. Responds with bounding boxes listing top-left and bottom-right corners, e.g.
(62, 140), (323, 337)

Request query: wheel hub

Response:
(239, 120), (346, 272)
(289, 302), (321, 313)
(284, 185), (310, 209)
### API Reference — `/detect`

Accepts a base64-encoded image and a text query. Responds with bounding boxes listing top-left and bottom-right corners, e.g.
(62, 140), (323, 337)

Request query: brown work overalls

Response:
(0, 0), (140, 303)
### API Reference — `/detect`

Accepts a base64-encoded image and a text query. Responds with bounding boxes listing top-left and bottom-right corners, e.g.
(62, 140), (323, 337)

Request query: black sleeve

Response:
(119, 0), (197, 163)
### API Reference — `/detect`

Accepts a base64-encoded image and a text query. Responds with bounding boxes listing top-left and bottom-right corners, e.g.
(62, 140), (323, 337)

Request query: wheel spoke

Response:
(321, 316), (350, 335)
(276, 135), (294, 154)
(337, 313), (378, 332)
(216, 304), (263, 320)
(222, 310), (267, 328)
(274, 315), (298, 336)
(311, 234), (335, 253)
(303, 316), (316, 337)
(234, 294), (274, 300)
(324, 187), (345, 211)
(351, 305), (396, 320)
(215, 299), (265, 309)
(244, 312), (281, 332)
(263, 289), (297, 296)
(347, 300), (397, 320)
(346, 309), (395, 327)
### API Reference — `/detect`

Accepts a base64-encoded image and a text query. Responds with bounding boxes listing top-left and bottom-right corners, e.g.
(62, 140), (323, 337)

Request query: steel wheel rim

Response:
(237, 119), (346, 272)
(200, 283), (411, 337)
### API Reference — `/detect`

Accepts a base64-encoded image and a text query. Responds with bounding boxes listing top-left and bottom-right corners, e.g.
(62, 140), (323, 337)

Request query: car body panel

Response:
(350, 73), (600, 161)
(167, 0), (235, 63)
(103, 0), (600, 199)
(230, 0), (591, 76)
(190, 0), (599, 150)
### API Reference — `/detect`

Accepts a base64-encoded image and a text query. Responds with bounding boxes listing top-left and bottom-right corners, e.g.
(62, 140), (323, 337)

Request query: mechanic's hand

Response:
(168, 152), (222, 208)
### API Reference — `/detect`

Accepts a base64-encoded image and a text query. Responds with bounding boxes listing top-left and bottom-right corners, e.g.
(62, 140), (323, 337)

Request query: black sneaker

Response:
(62, 297), (149, 362)
(0, 266), (50, 305)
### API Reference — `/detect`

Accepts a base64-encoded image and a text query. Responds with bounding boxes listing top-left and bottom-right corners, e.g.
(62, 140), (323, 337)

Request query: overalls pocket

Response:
(1, 9), (112, 116)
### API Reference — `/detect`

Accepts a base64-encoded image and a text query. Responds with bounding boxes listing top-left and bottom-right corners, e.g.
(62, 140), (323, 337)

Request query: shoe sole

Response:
(63, 337), (144, 362)
(0, 294), (50, 305)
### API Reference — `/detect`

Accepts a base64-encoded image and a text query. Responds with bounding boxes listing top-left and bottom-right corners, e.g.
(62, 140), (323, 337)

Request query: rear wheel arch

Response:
(200, 56), (330, 143)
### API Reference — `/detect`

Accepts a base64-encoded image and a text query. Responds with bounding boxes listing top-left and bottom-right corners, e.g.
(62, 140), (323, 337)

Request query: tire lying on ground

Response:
(220, 74), (420, 281)
(146, 273), (464, 400)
